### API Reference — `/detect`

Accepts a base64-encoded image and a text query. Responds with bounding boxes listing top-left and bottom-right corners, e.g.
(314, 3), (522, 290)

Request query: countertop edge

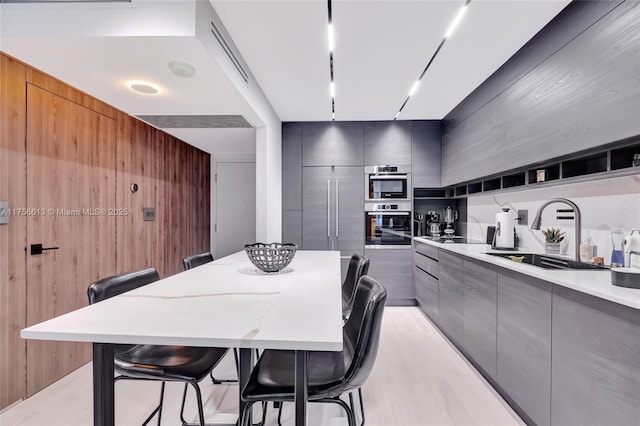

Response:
(414, 237), (640, 309)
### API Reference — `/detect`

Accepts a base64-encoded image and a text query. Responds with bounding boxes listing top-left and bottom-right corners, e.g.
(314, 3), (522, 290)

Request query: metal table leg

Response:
(238, 348), (254, 425)
(93, 343), (115, 426)
(294, 350), (308, 426)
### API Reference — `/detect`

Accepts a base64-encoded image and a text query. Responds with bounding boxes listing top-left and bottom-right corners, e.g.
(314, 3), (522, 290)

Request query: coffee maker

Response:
(443, 206), (458, 236)
(426, 211), (441, 237)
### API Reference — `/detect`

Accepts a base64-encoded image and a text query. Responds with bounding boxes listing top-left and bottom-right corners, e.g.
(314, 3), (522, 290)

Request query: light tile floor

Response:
(0, 307), (524, 426)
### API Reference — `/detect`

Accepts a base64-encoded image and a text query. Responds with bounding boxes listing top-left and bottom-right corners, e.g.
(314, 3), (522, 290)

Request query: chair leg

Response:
(357, 388), (365, 426)
(323, 397), (355, 426)
(211, 349), (239, 384)
(241, 401), (256, 426)
(277, 402), (284, 426)
(141, 381), (165, 426)
(179, 381), (207, 426)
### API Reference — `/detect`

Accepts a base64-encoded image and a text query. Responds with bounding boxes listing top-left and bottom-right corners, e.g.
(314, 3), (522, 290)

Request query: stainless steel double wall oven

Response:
(364, 166), (412, 249)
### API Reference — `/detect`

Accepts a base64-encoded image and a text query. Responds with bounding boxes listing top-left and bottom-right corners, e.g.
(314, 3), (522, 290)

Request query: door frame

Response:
(211, 154), (256, 259)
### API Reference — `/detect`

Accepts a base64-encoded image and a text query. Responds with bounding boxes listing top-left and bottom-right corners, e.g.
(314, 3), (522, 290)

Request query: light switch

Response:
(143, 207), (155, 222)
(0, 201), (8, 225)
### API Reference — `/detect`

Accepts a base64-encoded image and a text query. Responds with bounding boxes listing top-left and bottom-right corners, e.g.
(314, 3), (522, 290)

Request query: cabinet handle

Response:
(327, 180), (331, 239)
(30, 243), (59, 256)
(335, 179), (339, 238)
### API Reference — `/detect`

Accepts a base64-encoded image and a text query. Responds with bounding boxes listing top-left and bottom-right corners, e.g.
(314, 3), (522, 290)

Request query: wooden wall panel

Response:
(25, 68), (117, 120)
(0, 52), (210, 407)
(0, 53), (28, 410)
(441, 1), (640, 186)
(115, 112), (210, 278)
(25, 85), (116, 396)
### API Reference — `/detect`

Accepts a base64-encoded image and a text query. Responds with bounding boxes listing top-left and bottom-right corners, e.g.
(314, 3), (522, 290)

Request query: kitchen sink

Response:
(485, 252), (608, 270)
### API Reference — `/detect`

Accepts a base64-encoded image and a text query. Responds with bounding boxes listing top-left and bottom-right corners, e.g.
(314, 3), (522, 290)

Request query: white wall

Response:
(466, 174), (640, 265)
(197, 1), (282, 242)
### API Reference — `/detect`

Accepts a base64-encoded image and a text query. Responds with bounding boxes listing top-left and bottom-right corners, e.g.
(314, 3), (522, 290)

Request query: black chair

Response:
(240, 275), (387, 426)
(87, 268), (229, 426)
(342, 253), (370, 318)
(182, 252), (242, 385)
(182, 252), (215, 270)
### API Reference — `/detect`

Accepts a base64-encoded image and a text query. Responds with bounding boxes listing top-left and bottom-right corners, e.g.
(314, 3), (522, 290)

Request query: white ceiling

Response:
(0, 0), (571, 153)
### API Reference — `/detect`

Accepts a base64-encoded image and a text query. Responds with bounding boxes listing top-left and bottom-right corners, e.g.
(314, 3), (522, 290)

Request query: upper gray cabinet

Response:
(302, 122), (364, 167)
(441, 1), (640, 186)
(282, 122), (302, 210)
(363, 121), (412, 166)
(411, 120), (441, 188)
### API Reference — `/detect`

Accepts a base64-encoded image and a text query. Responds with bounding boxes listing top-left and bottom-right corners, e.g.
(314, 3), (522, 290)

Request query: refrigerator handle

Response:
(327, 180), (331, 239)
(335, 179), (339, 238)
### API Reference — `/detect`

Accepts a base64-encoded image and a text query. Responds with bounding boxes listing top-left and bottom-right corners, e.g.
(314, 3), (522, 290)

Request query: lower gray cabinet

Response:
(463, 258), (497, 380)
(438, 250), (465, 346)
(414, 264), (438, 320)
(365, 249), (413, 304)
(552, 286), (640, 426)
(497, 269), (552, 426)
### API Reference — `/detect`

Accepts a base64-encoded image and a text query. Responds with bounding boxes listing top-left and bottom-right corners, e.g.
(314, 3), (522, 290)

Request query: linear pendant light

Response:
(394, 0), (472, 120)
(328, 0), (335, 120)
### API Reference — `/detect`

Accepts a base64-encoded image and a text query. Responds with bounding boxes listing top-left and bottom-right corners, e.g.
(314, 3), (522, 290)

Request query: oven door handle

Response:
(369, 174), (407, 180)
(367, 212), (410, 216)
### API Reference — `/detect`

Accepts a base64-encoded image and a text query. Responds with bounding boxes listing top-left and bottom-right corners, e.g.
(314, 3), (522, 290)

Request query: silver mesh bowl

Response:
(244, 243), (297, 273)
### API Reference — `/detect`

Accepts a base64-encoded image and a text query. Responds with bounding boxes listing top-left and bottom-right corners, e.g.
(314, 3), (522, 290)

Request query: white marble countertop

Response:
(21, 250), (344, 351)
(414, 237), (640, 309)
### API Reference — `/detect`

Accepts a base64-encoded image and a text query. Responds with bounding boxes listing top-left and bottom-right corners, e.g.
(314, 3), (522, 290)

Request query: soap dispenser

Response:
(580, 232), (594, 262)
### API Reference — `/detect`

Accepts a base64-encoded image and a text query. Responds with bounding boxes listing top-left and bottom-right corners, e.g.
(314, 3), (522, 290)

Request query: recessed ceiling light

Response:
(128, 81), (160, 95)
(168, 61), (196, 78)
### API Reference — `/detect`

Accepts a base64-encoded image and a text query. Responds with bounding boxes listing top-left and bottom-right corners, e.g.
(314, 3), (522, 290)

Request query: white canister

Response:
(495, 208), (516, 248)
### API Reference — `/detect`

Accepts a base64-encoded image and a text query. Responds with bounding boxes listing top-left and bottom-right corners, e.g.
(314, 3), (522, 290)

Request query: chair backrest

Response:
(342, 253), (369, 307)
(87, 268), (160, 304)
(182, 252), (214, 271)
(341, 275), (387, 390)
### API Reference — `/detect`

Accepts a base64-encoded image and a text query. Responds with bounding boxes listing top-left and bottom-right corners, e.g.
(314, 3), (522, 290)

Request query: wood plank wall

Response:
(0, 52), (211, 408)
(441, 1), (640, 186)
(0, 53), (28, 411)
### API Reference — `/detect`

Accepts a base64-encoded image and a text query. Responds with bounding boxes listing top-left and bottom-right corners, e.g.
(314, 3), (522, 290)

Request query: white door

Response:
(215, 162), (256, 258)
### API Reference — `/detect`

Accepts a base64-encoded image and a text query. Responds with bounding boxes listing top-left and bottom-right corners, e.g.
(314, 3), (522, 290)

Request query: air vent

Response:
(136, 115), (252, 129)
(210, 19), (249, 84)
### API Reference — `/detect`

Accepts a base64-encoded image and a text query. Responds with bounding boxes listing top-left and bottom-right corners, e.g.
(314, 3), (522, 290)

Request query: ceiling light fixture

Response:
(168, 61), (196, 78)
(445, 4), (468, 38)
(328, 23), (335, 52)
(328, 0), (336, 121)
(408, 80), (420, 97)
(127, 80), (160, 95)
(393, 0), (472, 120)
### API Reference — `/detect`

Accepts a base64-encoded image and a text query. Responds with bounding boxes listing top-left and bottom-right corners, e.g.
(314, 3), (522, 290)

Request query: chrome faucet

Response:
(531, 198), (581, 262)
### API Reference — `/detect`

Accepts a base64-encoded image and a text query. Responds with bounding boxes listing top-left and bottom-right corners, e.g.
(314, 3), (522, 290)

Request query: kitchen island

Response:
(413, 237), (640, 426)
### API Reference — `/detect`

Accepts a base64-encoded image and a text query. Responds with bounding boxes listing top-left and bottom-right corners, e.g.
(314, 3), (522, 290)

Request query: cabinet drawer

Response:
(414, 251), (439, 278)
(415, 240), (439, 260)
(414, 266), (438, 320)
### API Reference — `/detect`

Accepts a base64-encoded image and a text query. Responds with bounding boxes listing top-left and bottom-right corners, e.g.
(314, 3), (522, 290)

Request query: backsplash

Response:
(466, 174), (640, 265)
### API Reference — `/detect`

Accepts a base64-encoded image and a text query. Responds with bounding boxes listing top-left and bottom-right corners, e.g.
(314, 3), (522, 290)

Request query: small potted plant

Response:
(542, 227), (565, 254)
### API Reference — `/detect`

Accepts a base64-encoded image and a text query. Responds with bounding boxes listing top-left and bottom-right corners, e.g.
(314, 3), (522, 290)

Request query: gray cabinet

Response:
(463, 258), (497, 380)
(282, 122), (302, 210)
(552, 285), (640, 426)
(302, 166), (363, 253)
(282, 210), (302, 247)
(437, 250), (465, 345)
(302, 122), (364, 167)
(365, 249), (413, 303)
(413, 242), (438, 320)
(441, 2), (640, 186)
(497, 269), (551, 426)
(411, 120), (441, 188)
(363, 121), (412, 166)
